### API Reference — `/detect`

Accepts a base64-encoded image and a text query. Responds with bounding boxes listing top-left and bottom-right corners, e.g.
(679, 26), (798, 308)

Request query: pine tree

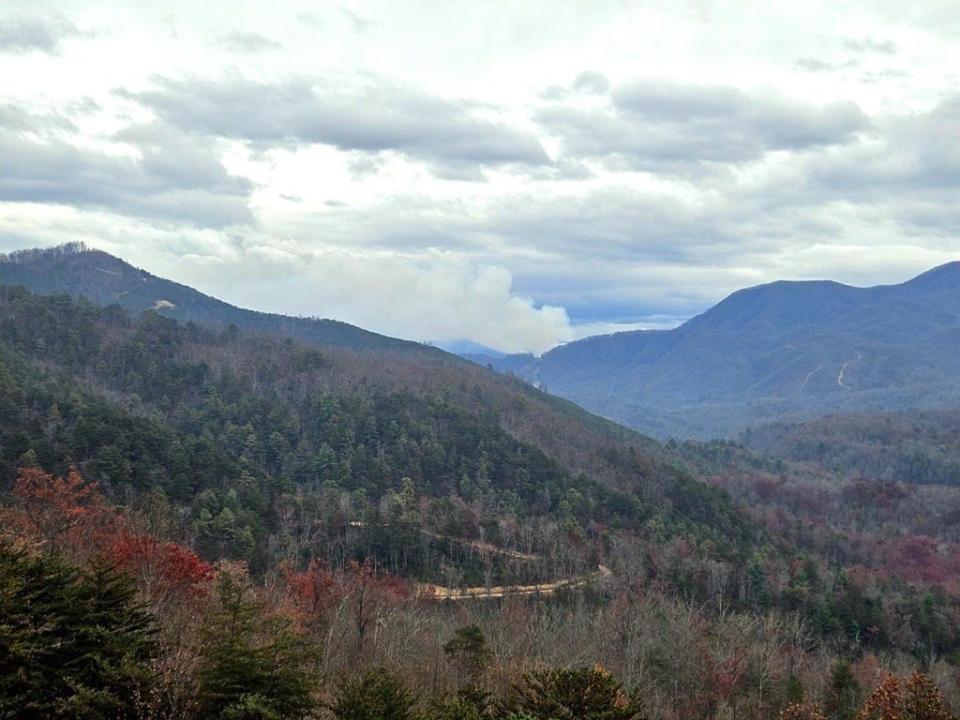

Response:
(444, 624), (489, 681)
(0, 546), (157, 719)
(509, 666), (645, 720)
(824, 660), (861, 720)
(59, 557), (157, 719)
(329, 669), (416, 720)
(196, 569), (316, 720)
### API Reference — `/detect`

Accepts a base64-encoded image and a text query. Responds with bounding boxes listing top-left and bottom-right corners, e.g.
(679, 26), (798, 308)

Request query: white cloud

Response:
(0, 0), (958, 353)
(172, 244), (573, 354)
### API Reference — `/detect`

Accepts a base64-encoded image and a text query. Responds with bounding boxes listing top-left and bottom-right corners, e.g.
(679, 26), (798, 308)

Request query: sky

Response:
(0, 1), (958, 353)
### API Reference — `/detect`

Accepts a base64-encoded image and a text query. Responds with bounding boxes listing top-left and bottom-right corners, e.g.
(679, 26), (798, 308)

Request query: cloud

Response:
(130, 74), (551, 176)
(157, 240), (574, 353)
(339, 7), (376, 34)
(0, 120), (253, 227)
(843, 36), (897, 54)
(795, 58), (859, 72)
(0, 14), (82, 54)
(538, 79), (869, 174)
(217, 32), (281, 53)
(572, 71), (610, 95)
(757, 96), (960, 207)
(0, 103), (76, 133)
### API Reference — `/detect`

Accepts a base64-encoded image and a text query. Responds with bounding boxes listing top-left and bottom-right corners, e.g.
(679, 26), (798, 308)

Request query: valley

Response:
(3, 245), (960, 720)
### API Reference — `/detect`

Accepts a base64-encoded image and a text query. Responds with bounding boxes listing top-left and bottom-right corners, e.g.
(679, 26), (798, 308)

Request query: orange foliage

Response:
(12, 466), (102, 542)
(856, 672), (951, 720)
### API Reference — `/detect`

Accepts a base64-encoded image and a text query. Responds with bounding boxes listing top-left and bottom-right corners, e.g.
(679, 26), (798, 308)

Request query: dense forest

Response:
(3, 260), (960, 719)
(742, 411), (960, 486)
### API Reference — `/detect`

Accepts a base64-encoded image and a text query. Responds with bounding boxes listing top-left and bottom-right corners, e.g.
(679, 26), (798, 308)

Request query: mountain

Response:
(0, 243), (434, 354)
(480, 262), (960, 438)
(0, 247), (756, 579)
(7, 244), (960, 707)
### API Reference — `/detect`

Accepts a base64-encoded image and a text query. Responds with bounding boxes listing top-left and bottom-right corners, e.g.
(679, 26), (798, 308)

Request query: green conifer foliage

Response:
(328, 669), (416, 720)
(195, 569), (315, 720)
(0, 546), (157, 719)
(508, 666), (645, 720)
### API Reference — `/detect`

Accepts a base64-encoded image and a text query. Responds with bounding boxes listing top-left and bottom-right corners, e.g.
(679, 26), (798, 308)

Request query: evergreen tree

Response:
(0, 546), (157, 719)
(196, 570), (315, 720)
(824, 660), (861, 720)
(508, 666), (644, 720)
(425, 686), (495, 720)
(444, 624), (489, 682)
(329, 669), (416, 720)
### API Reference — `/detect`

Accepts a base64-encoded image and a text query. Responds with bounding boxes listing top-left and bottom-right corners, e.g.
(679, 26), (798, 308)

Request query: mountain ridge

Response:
(476, 261), (960, 438)
(0, 242), (439, 355)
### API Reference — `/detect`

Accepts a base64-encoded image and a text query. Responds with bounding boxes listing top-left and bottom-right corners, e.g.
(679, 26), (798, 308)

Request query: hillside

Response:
(0, 243), (433, 353)
(477, 262), (960, 438)
(0, 280), (754, 580)
(742, 407), (960, 486)
(5, 256), (960, 719)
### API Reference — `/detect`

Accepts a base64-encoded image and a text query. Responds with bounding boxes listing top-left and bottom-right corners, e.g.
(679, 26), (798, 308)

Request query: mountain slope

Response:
(742, 407), (960, 485)
(0, 275), (756, 580)
(0, 243), (432, 353)
(482, 263), (960, 438)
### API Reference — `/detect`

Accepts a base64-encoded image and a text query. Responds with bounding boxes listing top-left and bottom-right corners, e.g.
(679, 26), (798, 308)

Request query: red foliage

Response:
(283, 559), (339, 620)
(109, 530), (214, 602)
(12, 466), (103, 543)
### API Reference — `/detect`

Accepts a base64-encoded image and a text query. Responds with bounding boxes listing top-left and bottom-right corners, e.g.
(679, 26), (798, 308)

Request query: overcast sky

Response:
(1, 1), (958, 352)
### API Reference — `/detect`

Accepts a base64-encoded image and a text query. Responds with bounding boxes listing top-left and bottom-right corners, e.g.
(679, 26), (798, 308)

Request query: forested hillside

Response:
(0, 283), (750, 579)
(742, 409), (960, 485)
(3, 259), (960, 719)
(0, 243), (431, 353)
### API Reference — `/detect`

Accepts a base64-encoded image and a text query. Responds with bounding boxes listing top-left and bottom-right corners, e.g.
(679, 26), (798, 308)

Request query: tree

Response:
(0, 546), (157, 719)
(340, 558), (409, 659)
(855, 672), (951, 720)
(12, 466), (100, 544)
(509, 666), (644, 720)
(328, 669), (416, 720)
(824, 660), (861, 720)
(424, 687), (495, 720)
(444, 624), (489, 682)
(196, 568), (315, 720)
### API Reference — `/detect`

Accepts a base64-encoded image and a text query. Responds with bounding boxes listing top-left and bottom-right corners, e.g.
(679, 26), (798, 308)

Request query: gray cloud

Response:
(843, 37), (897, 54)
(217, 31), (281, 53)
(795, 58), (859, 72)
(572, 71), (610, 95)
(130, 75), (551, 175)
(539, 79), (869, 174)
(0, 14), (81, 54)
(0, 120), (253, 227)
(0, 103), (76, 133)
(759, 96), (960, 208)
(339, 7), (376, 34)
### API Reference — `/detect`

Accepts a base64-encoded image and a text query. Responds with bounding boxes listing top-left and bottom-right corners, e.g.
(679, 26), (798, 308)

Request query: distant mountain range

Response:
(471, 262), (960, 438)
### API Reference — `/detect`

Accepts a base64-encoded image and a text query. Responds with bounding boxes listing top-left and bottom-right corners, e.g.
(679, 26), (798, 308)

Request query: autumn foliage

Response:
(857, 672), (952, 720)
(12, 466), (101, 542)
(780, 702), (828, 720)
(109, 530), (214, 602)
